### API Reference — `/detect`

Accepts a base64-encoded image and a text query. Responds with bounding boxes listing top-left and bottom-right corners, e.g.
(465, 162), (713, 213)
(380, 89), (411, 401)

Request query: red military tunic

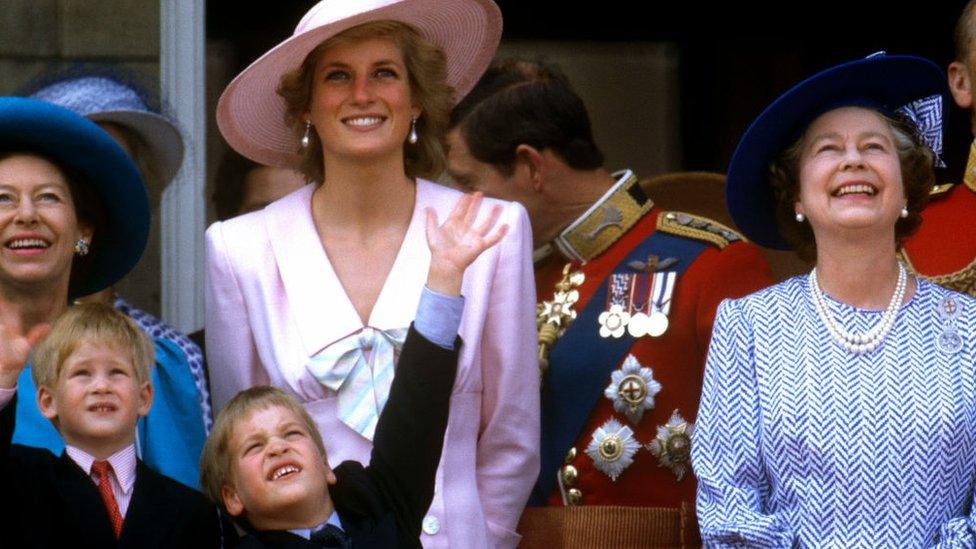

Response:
(519, 171), (774, 548)
(902, 141), (976, 296)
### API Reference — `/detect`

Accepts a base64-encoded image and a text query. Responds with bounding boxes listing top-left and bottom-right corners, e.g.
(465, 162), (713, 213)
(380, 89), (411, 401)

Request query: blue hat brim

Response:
(0, 97), (149, 297)
(726, 55), (948, 250)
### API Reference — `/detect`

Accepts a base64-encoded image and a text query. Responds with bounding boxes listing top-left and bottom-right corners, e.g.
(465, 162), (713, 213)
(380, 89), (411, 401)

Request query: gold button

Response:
(567, 488), (582, 505)
(561, 465), (578, 486)
(564, 447), (577, 464)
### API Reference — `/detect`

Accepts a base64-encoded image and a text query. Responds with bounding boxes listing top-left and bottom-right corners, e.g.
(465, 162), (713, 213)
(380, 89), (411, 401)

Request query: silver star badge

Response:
(603, 354), (661, 424)
(585, 419), (640, 481)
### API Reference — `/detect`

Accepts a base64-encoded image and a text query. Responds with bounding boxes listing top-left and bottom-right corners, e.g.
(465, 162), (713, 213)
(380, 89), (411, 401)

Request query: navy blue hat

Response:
(0, 97), (149, 297)
(726, 54), (948, 250)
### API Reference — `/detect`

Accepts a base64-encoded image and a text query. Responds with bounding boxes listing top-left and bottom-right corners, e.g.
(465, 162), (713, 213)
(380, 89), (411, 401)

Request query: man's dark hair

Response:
(449, 59), (604, 176)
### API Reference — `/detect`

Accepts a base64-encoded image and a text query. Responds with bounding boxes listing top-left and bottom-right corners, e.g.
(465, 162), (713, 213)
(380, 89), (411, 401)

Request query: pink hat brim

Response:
(217, 0), (502, 168)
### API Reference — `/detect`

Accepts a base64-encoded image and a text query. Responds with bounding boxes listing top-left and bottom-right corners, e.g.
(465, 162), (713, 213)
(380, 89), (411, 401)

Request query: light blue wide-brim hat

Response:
(29, 76), (184, 184)
(726, 53), (948, 250)
(0, 97), (150, 298)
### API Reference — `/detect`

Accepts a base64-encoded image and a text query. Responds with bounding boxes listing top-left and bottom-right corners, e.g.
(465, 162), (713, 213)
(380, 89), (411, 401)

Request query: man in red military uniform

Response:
(903, 1), (976, 294)
(447, 59), (774, 547)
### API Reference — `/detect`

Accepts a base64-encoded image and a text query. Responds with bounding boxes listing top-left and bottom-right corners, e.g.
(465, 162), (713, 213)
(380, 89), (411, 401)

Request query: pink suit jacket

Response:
(205, 179), (540, 548)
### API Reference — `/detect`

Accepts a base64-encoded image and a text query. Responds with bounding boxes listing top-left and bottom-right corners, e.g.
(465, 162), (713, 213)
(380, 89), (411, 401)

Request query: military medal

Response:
(601, 269), (675, 339)
(599, 274), (635, 338)
(646, 271), (675, 337)
(646, 311), (669, 337)
(936, 296), (963, 355)
(604, 354), (661, 424)
(586, 419), (640, 481)
(627, 312), (650, 338)
(645, 409), (694, 481)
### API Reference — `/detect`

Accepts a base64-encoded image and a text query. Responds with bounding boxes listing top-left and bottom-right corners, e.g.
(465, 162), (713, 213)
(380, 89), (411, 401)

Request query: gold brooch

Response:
(645, 409), (694, 481)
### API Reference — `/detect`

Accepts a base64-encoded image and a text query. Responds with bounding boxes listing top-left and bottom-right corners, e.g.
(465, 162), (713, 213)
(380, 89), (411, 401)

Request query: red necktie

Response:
(91, 460), (124, 539)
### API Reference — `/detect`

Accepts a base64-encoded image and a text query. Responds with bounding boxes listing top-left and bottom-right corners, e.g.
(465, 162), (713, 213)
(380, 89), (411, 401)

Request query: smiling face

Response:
(37, 340), (151, 459)
(306, 36), (420, 167)
(222, 404), (335, 530)
(794, 107), (905, 245)
(0, 154), (91, 293)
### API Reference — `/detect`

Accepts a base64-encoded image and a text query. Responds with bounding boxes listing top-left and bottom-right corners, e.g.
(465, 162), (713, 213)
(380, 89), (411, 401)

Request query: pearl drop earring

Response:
(795, 212), (805, 223)
(900, 206), (909, 219)
(408, 117), (419, 145)
(301, 121), (312, 149)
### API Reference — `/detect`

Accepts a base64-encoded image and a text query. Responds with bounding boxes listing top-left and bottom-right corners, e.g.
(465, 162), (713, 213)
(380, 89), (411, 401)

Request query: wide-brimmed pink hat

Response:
(217, 0), (502, 168)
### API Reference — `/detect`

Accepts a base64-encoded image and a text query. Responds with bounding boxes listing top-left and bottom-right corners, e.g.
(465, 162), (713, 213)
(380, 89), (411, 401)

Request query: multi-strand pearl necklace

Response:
(808, 263), (907, 354)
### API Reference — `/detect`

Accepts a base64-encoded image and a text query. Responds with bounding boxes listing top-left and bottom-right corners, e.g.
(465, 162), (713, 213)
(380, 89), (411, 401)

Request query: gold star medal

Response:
(645, 409), (694, 481)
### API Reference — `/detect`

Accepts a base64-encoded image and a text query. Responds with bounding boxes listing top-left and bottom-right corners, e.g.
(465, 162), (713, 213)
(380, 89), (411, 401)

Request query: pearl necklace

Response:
(808, 263), (907, 354)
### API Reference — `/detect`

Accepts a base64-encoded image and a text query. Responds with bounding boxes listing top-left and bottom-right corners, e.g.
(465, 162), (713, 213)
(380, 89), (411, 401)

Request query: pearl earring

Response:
(900, 206), (909, 219)
(795, 212), (805, 223)
(301, 121), (312, 149)
(408, 117), (419, 145)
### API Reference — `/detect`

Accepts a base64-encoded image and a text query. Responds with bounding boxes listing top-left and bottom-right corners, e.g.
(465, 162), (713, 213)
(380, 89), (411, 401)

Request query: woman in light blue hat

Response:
(693, 54), (976, 547)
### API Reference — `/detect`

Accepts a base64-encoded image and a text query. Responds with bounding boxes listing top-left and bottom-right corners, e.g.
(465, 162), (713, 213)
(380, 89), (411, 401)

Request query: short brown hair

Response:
(768, 109), (933, 262)
(449, 59), (605, 177)
(277, 20), (454, 183)
(199, 386), (326, 508)
(956, 1), (976, 63)
(31, 302), (154, 389)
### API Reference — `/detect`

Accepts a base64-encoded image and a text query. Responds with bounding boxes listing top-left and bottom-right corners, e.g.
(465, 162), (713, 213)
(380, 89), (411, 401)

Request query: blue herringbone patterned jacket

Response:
(694, 277), (976, 548)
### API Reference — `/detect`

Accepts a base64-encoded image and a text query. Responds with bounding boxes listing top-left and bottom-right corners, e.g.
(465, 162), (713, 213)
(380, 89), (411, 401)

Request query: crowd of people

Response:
(2, 0), (976, 547)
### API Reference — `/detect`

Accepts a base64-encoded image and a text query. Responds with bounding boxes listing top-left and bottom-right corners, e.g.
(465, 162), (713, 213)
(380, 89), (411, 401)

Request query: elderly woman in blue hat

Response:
(19, 71), (209, 489)
(0, 76), (206, 489)
(692, 53), (976, 547)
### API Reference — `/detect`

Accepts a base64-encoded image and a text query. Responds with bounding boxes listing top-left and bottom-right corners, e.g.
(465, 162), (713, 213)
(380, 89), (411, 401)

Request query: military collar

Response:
(551, 169), (654, 263)
(964, 140), (976, 193)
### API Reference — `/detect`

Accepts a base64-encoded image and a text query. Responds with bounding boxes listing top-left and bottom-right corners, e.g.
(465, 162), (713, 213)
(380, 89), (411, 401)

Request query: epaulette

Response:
(657, 211), (743, 249)
(930, 183), (954, 196)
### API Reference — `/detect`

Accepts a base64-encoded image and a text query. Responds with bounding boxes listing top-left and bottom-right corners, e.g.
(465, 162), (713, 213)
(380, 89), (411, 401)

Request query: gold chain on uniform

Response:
(536, 263), (585, 379)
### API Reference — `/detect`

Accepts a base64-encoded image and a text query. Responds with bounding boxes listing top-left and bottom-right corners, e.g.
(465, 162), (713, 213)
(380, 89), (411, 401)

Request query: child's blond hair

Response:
(31, 302), (154, 389)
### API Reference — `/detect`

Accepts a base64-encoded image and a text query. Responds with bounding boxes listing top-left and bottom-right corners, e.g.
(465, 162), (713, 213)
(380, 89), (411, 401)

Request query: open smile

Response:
(87, 402), (118, 413)
(267, 462), (302, 481)
(831, 183), (878, 197)
(341, 115), (386, 129)
(5, 236), (51, 252)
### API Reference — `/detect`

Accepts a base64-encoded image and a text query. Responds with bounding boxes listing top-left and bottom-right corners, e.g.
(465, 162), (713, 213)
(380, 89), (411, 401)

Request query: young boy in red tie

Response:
(0, 303), (220, 548)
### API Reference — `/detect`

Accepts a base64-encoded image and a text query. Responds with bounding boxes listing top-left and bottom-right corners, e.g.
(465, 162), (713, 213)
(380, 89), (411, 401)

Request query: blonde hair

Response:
(199, 386), (327, 508)
(31, 302), (154, 389)
(277, 20), (454, 183)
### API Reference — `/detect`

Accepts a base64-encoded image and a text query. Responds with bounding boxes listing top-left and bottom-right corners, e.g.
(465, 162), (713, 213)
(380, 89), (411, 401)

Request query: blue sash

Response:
(530, 231), (706, 504)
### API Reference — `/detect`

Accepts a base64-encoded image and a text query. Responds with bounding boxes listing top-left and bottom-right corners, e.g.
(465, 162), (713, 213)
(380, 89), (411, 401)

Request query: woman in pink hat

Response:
(206, 1), (539, 547)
